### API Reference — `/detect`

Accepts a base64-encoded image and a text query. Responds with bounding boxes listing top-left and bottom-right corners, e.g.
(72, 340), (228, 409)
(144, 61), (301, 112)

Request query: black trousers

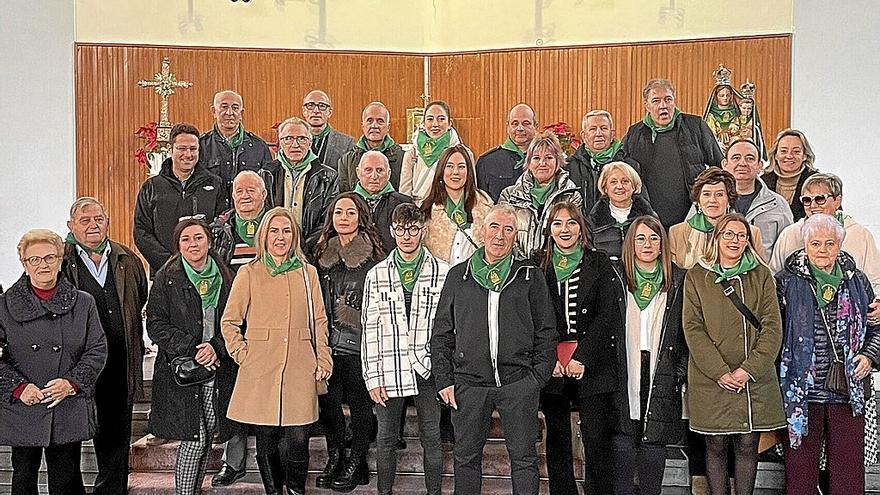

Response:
(541, 379), (581, 495)
(579, 391), (617, 495)
(11, 442), (85, 495)
(318, 354), (375, 455)
(92, 398), (133, 495)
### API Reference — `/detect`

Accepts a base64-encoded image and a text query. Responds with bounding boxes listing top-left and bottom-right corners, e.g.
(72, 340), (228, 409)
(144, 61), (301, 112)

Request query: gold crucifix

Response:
(137, 57), (192, 145)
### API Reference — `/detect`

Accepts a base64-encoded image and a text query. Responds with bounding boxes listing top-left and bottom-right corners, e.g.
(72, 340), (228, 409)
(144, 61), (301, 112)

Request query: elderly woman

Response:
(421, 144), (494, 265)
(585, 161), (657, 258)
(669, 168), (765, 269)
(222, 207), (332, 494)
(499, 131), (582, 259)
(761, 129), (819, 221)
(147, 218), (235, 495)
(0, 229), (107, 495)
(682, 213), (785, 495)
(776, 213), (880, 494)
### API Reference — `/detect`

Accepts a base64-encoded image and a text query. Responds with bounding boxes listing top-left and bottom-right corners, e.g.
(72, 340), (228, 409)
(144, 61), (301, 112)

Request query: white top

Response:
(449, 228), (478, 266)
(488, 291), (501, 387)
(609, 203), (632, 224)
(76, 243), (111, 287)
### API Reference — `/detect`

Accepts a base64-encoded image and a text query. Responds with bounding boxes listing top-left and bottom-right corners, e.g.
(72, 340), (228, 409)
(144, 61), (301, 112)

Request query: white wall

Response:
(0, 1), (76, 287)
(792, 0), (880, 236)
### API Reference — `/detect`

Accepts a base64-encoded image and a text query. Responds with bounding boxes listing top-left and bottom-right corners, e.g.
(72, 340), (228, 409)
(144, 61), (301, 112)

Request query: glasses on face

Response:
(392, 225), (422, 237)
(279, 135), (311, 146)
(173, 146), (198, 154)
(720, 230), (748, 242)
(800, 194), (835, 206)
(634, 234), (661, 246)
(23, 254), (59, 267)
(303, 102), (330, 112)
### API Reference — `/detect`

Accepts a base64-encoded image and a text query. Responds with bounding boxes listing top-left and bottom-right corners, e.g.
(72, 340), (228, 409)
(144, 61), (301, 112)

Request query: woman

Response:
(669, 168), (765, 269)
(537, 202), (620, 495)
(222, 207), (333, 495)
(0, 229), (107, 495)
(311, 192), (385, 491)
(400, 100), (472, 205)
(147, 218), (235, 495)
(586, 161), (657, 258)
(422, 144), (494, 265)
(500, 131), (582, 259)
(682, 213), (785, 495)
(776, 213), (880, 494)
(761, 129), (818, 221)
(610, 216), (687, 495)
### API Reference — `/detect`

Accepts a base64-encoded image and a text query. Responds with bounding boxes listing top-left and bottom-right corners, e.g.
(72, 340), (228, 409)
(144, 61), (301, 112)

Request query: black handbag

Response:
(169, 355), (216, 387)
(814, 294), (851, 397)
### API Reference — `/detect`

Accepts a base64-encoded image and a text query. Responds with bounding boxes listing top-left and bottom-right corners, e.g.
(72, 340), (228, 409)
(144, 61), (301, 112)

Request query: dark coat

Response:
(586, 195), (658, 259)
(134, 159), (227, 274)
(266, 159), (340, 243)
(337, 143), (405, 193)
(0, 275), (107, 446)
(565, 145), (645, 217)
(761, 167), (819, 222)
(146, 254), (242, 442)
(197, 126), (274, 202)
(363, 191), (415, 253)
(315, 128), (355, 177)
(475, 146), (525, 203)
(61, 241), (148, 404)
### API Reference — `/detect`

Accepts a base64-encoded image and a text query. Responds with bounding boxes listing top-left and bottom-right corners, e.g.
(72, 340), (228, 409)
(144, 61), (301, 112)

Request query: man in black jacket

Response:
(134, 123), (226, 275)
(352, 151), (414, 253)
(622, 79), (723, 228)
(197, 90), (273, 205)
(432, 204), (556, 495)
(475, 103), (537, 202)
(338, 102), (405, 192)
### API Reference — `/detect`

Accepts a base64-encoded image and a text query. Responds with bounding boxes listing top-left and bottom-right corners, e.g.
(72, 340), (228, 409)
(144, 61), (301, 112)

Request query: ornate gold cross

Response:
(137, 57), (192, 145)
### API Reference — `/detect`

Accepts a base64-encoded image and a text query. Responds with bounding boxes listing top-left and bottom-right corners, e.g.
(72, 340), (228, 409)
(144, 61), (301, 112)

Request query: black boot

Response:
(316, 448), (343, 488)
(256, 454), (284, 495)
(285, 461), (309, 495)
(331, 453), (369, 492)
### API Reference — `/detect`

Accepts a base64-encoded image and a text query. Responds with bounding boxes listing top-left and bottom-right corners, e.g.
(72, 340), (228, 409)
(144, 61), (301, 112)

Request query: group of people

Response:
(0, 76), (878, 495)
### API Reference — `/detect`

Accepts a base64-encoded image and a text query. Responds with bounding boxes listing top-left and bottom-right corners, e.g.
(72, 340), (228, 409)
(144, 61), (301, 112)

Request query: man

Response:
(566, 109), (644, 213)
(623, 79), (723, 228)
(722, 138), (793, 253)
(476, 103), (537, 202)
(61, 197), (148, 495)
(266, 116), (339, 247)
(134, 123), (226, 274)
(362, 203), (450, 495)
(338, 101), (405, 192)
(302, 89), (354, 171)
(197, 90), (273, 205)
(431, 204), (556, 495)
(353, 151), (414, 253)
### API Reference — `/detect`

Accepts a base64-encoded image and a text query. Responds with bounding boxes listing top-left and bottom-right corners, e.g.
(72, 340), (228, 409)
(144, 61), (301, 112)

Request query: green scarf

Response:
(835, 211), (846, 226)
(223, 124), (245, 150)
(470, 247), (513, 293)
(687, 212), (716, 233)
(356, 134), (395, 153)
(708, 105), (736, 129)
(552, 245), (583, 282)
(313, 124), (333, 142)
(712, 250), (759, 283)
(501, 137), (527, 169)
(234, 210), (265, 247)
(278, 148), (317, 173)
(587, 139), (623, 168)
(809, 261), (844, 309)
(182, 257), (222, 309)
(632, 261), (663, 310)
(394, 247), (425, 293)
(416, 129), (452, 168)
(445, 196), (470, 228)
(530, 178), (556, 209)
(65, 232), (109, 255)
(262, 252), (303, 277)
(354, 181), (395, 201)
(643, 108), (681, 143)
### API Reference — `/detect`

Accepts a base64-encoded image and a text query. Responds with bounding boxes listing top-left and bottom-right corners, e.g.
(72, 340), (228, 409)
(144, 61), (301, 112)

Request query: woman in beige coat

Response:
(221, 207), (332, 495)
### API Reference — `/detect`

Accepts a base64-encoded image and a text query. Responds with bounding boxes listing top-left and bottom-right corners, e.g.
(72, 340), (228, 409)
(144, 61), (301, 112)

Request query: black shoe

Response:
(211, 463), (246, 487)
(396, 438), (407, 450)
(285, 461), (309, 495)
(331, 454), (369, 492)
(316, 448), (344, 488)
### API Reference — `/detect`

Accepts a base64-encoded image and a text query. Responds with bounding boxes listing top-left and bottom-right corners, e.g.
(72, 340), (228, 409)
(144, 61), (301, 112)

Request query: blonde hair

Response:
(700, 213), (765, 267)
(525, 130), (565, 174)
(18, 229), (64, 260)
(598, 161), (642, 196)
(253, 207), (304, 262)
(766, 128), (817, 174)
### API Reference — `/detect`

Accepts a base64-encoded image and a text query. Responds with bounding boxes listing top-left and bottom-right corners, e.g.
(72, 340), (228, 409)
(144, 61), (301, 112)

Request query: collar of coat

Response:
(461, 256), (535, 288)
(588, 195), (655, 229)
(5, 274), (79, 323)
(783, 248), (858, 282)
(318, 232), (376, 270)
(503, 168), (578, 208)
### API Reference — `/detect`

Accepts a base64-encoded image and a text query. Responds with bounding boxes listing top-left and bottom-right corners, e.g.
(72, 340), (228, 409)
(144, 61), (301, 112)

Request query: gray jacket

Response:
(742, 179), (794, 254)
(315, 128), (355, 176)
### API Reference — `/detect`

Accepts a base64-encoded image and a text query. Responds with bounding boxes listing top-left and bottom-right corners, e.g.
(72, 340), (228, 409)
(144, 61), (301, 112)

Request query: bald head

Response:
(302, 89), (333, 134)
(212, 90), (244, 137)
(507, 103), (537, 150)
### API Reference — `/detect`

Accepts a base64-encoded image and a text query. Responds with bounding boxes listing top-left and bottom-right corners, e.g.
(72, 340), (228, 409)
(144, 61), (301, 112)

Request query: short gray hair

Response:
(232, 170), (266, 191)
(277, 116), (310, 137)
(481, 204), (518, 230)
(581, 109), (614, 131)
(801, 213), (846, 244)
(69, 197), (107, 219)
(362, 101), (390, 122)
(802, 172), (843, 198)
(357, 150), (390, 169)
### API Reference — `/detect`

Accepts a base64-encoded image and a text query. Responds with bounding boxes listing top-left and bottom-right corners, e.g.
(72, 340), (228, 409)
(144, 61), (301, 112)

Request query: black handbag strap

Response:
(719, 278), (763, 332)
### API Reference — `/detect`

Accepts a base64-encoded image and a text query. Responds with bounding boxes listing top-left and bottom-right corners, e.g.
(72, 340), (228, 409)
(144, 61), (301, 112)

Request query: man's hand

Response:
(552, 361), (565, 378)
(438, 385), (457, 410)
(20, 384), (44, 406)
(565, 359), (585, 380)
(195, 342), (219, 370)
(369, 386), (388, 407)
(40, 378), (75, 408)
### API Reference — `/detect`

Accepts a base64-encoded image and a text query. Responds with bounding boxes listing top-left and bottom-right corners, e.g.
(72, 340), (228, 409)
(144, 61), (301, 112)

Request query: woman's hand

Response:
(315, 366), (331, 381)
(566, 359), (585, 380)
(19, 383), (44, 406)
(195, 342), (219, 371)
(40, 379), (75, 408)
(854, 354), (873, 380)
(717, 372), (743, 392)
(552, 361), (565, 378)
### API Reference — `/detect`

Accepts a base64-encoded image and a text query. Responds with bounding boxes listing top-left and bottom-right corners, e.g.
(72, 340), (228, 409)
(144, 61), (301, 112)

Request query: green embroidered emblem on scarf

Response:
(65, 232), (108, 255)
(470, 247), (513, 293)
(587, 139), (623, 169)
(712, 250), (759, 283)
(643, 108), (682, 143)
(835, 211), (846, 226)
(809, 261), (844, 309)
(445, 196), (470, 228)
(182, 257), (222, 309)
(356, 134), (395, 153)
(552, 245), (583, 282)
(416, 129), (452, 168)
(354, 181), (395, 201)
(234, 210), (265, 247)
(262, 252), (303, 277)
(501, 137), (527, 169)
(708, 105), (736, 130)
(530, 178), (556, 209)
(632, 261), (663, 310)
(394, 247), (425, 293)
(687, 212), (715, 233)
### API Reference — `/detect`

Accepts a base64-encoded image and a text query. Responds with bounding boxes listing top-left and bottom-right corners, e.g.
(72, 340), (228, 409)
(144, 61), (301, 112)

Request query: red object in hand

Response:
(556, 341), (578, 367)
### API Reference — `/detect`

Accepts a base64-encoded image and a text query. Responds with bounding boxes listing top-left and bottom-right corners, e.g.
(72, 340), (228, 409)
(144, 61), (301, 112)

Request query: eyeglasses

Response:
(720, 230), (748, 242)
(634, 235), (661, 246)
(800, 194), (836, 206)
(303, 102), (331, 112)
(392, 225), (422, 237)
(279, 135), (311, 145)
(23, 254), (59, 267)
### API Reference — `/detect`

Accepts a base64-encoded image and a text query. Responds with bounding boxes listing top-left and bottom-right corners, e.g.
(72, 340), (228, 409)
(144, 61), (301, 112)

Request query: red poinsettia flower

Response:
(134, 148), (147, 168)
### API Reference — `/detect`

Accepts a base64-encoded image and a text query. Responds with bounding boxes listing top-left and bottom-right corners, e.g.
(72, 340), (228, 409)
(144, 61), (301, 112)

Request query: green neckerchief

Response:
(416, 128), (452, 168)
(394, 247), (425, 293)
(262, 252), (303, 277)
(809, 261), (844, 309)
(643, 108), (682, 143)
(65, 232), (109, 255)
(356, 134), (395, 153)
(552, 244), (584, 282)
(314, 123), (333, 142)
(632, 261), (663, 310)
(223, 124), (245, 150)
(530, 178), (556, 209)
(687, 211), (715, 233)
(708, 105), (736, 129)
(469, 247), (513, 293)
(835, 211), (846, 226)
(234, 210), (265, 247)
(587, 139), (623, 168)
(501, 137), (527, 169)
(445, 196), (470, 228)
(182, 257), (222, 309)
(278, 148), (317, 173)
(712, 250), (759, 283)
(354, 181), (395, 201)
